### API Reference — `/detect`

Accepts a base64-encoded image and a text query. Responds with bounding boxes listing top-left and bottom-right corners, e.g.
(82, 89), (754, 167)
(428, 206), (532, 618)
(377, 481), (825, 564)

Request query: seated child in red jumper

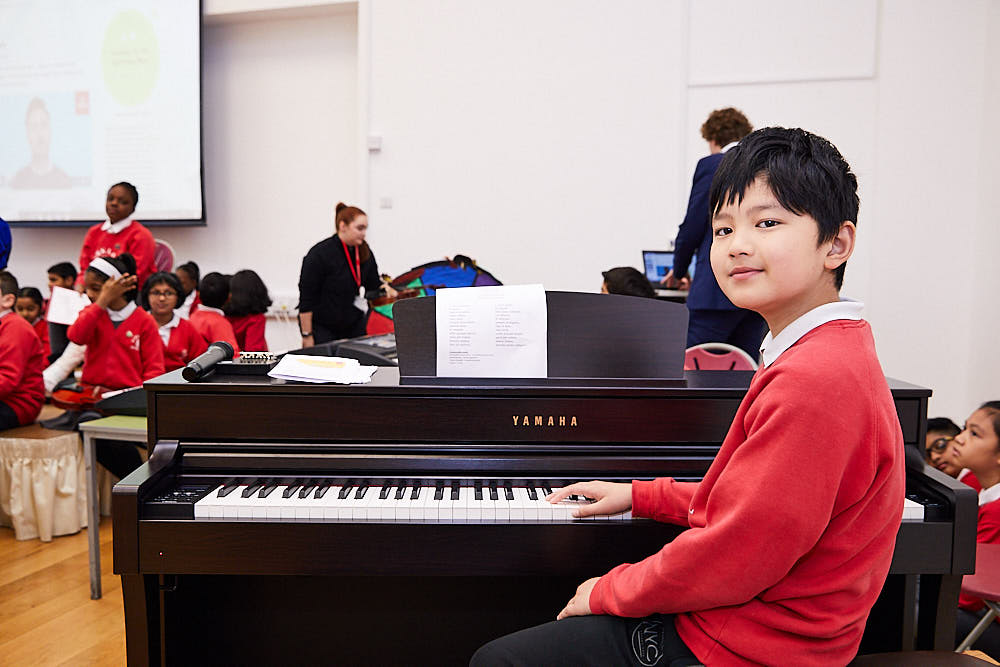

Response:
(45, 261), (78, 364)
(69, 254), (165, 479)
(225, 269), (272, 352)
(0, 272), (45, 430)
(188, 272), (239, 357)
(473, 128), (905, 666)
(175, 261), (201, 319)
(141, 271), (208, 372)
(15, 287), (50, 363)
(949, 402), (1000, 653)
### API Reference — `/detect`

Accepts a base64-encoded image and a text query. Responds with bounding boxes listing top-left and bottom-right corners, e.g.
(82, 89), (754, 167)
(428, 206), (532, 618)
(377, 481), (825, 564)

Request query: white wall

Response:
(6, 0), (998, 419)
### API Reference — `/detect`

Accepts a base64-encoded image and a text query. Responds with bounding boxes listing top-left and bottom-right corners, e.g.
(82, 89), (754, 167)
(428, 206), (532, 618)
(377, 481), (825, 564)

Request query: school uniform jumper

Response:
(227, 313), (268, 352)
(32, 317), (51, 363)
(78, 217), (156, 288)
(188, 307), (240, 357)
(0, 311), (45, 427)
(159, 315), (208, 372)
(590, 314), (904, 666)
(68, 303), (165, 388)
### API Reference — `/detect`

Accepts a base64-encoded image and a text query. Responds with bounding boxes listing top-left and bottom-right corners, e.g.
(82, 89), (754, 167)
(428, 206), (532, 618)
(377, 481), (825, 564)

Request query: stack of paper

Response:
(47, 286), (92, 325)
(267, 354), (378, 384)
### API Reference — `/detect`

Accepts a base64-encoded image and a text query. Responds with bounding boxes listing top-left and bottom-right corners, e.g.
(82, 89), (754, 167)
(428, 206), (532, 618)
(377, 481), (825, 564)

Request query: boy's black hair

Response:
(709, 127), (860, 289)
(199, 272), (231, 309)
(601, 267), (656, 299)
(176, 261), (200, 285)
(110, 181), (139, 206)
(225, 269), (272, 317)
(17, 286), (44, 307)
(47, 261), (78, 281)
(140, 272), (183, 311)
(0, 270), (19, 297)
(926, 417), (960, 437)
(86, 253), (139, 302)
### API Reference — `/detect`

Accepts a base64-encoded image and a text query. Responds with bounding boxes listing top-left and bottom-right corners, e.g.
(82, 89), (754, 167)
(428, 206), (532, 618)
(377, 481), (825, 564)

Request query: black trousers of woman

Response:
(470, 614), (702, 667)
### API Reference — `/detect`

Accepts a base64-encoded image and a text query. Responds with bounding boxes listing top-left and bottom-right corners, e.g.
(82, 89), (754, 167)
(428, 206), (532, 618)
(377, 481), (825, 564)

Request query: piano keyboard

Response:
(149, 478), (929, 523)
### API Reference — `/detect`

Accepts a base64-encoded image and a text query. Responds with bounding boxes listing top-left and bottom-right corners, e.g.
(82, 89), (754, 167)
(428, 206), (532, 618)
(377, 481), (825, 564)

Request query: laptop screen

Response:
(642, 250), (695, 283)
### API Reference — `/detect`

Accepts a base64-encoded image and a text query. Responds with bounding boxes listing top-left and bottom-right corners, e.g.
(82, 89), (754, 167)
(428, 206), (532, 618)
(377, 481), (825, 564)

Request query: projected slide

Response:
(0, 0), (202, 225)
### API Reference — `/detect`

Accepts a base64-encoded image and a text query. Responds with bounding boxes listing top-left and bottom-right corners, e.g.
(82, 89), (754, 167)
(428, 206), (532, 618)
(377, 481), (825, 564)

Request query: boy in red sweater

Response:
(77, 182), (156, 289)
(188, 272), (239, 357)
(473, 128), (905, 666)
(0, 272), (45, 430)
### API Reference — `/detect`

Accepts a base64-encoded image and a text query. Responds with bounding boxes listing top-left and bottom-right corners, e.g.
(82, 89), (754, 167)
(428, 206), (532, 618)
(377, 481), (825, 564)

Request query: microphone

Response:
(182, 341), (235, 382)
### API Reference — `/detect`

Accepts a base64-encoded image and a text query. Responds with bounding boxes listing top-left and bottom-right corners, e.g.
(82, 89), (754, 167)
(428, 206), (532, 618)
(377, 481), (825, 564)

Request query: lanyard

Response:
(342, 240), (361, 287)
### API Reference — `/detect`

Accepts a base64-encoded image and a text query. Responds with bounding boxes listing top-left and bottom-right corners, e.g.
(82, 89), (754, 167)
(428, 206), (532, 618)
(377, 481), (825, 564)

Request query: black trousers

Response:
(956, 607), (1000, 655)
(470, 614), (701, 667)
(95, 438), (144, 480)
(686, 308), (767, 363)
(0, 400), (20, 431)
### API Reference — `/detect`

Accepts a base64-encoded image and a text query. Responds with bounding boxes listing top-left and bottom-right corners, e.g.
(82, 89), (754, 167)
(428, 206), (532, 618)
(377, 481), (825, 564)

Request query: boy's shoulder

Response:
(761, 319), (880, 392)
(0, 312), (34, 336)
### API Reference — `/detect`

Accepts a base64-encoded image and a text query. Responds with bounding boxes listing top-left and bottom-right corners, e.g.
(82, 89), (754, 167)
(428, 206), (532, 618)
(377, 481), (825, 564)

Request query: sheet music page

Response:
(435, 284), (547, 378)
(47, 285), (91, 325)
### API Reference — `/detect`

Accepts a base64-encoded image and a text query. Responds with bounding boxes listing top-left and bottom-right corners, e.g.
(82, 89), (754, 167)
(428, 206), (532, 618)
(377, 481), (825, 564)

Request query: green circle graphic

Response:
(101, 10), (160, 106)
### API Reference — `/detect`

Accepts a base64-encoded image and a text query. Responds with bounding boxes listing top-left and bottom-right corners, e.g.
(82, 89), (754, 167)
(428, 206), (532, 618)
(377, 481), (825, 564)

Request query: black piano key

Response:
(379, 484), (393, 500)
(217, 481), (240, 498)
(241, 481), (263, 498)
(339, 483), (356, 500)
(526, 486), (538, 501)
(450, 482), (460, 501)
(354, 485), (370, 499)
(410, 485), (422, 500)
(474, 483), (483, 501)
(394, 483), (407, 500)
(299, 480), (318, 498)
(282, 480), (303, 498)
(503, 483), (514, 501)
(315, 482), (332, 499)
(433, 483), (445, 501)
(542, 484), (553, 496)
(258, 482), (279, 498)
(488, 482), (498, 501)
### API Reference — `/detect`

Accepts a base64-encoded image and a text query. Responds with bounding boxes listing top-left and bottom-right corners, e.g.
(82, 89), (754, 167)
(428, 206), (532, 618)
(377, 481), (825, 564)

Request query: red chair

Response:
(955, 542), (1000, 652)
(153, 238), (175, 272)
(683, 342), (758, 371)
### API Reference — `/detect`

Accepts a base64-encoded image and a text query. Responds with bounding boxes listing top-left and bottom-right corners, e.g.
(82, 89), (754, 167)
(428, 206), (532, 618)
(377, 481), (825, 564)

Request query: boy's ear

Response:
(825, 221), (856, 271)
(0, 292), (15, 310)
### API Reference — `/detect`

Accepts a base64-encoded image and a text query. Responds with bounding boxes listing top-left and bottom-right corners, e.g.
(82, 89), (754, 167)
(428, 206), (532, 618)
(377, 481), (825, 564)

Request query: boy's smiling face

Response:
(710, 176), (854, 337)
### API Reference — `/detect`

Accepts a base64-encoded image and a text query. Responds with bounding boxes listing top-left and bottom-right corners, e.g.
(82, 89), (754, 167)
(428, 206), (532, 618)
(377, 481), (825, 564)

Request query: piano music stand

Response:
(394, 291), (688, 387)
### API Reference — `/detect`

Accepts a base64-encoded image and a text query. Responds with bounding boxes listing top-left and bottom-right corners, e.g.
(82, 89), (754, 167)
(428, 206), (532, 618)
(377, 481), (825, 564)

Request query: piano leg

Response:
(122, 573), (162, 667)
(919, 573), (962, 650)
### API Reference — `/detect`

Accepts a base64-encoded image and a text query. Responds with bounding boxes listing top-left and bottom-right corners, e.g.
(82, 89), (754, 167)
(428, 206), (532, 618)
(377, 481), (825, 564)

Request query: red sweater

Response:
(163, 318), (208, 371)
(32, 317), (51, 363)
(227, 313), (268, 352)
(68, 304), (165, 389)
(960, 496), (1000, 611)
(0, 312), (45, 425)
(188, 309), (240, 357)
(589, 320), (904, 666)
(78, 220), (156, 288)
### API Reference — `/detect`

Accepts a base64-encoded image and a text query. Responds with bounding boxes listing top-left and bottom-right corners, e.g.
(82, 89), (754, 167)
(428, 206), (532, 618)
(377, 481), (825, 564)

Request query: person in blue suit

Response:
(0, 217), (10, 270)
(663, 108), (765, 361)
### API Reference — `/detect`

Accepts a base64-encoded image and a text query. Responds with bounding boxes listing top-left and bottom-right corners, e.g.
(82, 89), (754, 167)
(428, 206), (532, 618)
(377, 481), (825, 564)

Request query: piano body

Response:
(113, 295), (977, 665)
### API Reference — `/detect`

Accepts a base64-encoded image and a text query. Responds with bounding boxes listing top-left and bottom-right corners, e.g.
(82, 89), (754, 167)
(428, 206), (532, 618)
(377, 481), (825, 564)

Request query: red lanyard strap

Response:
(342, 241), (361, 287)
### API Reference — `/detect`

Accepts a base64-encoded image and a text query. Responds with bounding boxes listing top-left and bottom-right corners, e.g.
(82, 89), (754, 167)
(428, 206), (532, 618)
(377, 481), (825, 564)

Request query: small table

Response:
(79, 415), (147, 599)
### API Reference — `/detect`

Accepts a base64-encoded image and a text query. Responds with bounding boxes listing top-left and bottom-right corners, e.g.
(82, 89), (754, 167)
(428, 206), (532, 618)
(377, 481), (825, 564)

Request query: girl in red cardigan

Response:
(15, 287), (50, 364)
(77, 182), (156, 289)
(951, 401), (1000, 653)
(68, 253), (165, 479)
(225, 269), (271, 352)
(141, 271), (208, 372)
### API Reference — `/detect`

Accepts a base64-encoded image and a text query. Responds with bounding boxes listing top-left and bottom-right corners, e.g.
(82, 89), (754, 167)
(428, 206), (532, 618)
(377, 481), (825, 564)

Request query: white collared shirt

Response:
(0, 309), (10, 319)
(197, 305), (224, 317)
(100, 215), (135, 234)
(759, 299), (864, 368)
(107, 301), (137, 323)
(721, 141), (739, 152)
(980, 483), (1000, 507)
(177, 290), (196, 319)
(158, 312), (181, 346)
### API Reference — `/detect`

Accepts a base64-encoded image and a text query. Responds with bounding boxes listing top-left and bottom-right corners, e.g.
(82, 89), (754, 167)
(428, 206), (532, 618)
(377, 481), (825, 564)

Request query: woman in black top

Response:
(297, 203), (390, 346)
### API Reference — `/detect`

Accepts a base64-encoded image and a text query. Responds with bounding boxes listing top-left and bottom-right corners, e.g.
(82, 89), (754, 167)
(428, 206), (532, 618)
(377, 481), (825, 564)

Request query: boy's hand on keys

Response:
(547, 481), (632, 518)
(557, 577), (599, 620)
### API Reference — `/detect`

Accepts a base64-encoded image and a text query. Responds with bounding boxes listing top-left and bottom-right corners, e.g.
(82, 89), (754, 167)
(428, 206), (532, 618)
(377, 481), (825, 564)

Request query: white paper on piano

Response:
(267, 354), (378, 384)
(435, 284), (547, 378)
(46, 285), (91, 325)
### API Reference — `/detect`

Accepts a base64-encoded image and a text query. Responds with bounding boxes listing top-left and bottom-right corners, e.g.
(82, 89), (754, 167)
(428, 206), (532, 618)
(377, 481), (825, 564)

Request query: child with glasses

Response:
(141, 272), (207, 372)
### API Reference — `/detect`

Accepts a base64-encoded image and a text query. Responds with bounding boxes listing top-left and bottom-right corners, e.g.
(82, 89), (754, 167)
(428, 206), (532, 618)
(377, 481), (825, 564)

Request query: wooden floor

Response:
(0, 518), (126, 666)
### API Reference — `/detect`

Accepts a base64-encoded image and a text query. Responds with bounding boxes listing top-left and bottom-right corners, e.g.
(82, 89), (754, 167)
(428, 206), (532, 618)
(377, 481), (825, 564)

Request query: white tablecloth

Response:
(0, 429), (87, 541)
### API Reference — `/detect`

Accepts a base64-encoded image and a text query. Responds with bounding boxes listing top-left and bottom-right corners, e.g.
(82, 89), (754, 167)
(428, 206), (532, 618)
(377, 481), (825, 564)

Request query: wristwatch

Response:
(300, 331), (313, 337)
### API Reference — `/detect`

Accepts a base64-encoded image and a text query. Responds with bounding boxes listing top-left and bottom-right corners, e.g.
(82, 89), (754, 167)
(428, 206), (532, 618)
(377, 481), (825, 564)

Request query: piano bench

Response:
(851, 651), (995, 665)
(0, 423), (87, 541)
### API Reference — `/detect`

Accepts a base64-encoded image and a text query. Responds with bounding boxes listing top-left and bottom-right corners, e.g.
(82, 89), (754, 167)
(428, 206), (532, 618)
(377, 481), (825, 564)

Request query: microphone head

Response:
(210, 341), (235, 358)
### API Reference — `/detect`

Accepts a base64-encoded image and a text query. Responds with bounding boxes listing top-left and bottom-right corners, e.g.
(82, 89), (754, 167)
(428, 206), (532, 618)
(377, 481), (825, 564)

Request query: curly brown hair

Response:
(700, 108), (753, 147)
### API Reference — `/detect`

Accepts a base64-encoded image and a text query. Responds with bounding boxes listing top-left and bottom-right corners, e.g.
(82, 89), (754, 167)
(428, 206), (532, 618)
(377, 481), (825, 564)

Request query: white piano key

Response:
(903, 498), (925, 520)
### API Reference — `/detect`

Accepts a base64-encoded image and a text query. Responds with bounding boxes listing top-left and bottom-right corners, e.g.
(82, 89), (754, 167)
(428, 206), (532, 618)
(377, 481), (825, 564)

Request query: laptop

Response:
(642, 250), (694, 287)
